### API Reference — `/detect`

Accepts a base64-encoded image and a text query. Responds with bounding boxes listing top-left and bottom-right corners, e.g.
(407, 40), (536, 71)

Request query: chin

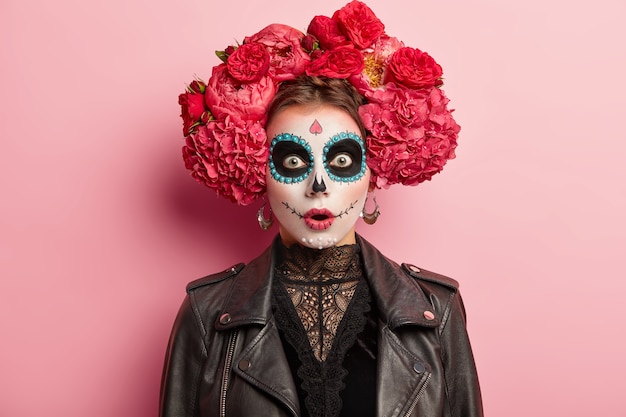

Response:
(298, 235), (340, 250)
(298, 230), (356, 250)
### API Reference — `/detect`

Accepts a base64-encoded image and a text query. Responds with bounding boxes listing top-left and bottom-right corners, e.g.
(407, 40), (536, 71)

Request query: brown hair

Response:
(267, 76), (368, 140)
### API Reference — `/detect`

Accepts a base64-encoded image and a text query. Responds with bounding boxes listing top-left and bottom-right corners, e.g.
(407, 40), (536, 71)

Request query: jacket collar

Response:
(216, 234), (439, 331)
(358, 234), (439, 328)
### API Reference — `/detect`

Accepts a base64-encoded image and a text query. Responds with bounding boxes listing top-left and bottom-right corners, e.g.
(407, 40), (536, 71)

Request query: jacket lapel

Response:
(233, 318), (301, 417)
(377, 326), (432, 417)
(358, 235), (438, 417)
(214, 240), (300, 415)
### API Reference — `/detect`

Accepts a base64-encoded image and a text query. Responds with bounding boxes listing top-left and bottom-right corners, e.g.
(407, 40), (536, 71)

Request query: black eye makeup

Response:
(323, 132), (366, 182)
(269, 132), (366, 184)
(269, 134), (313, 183)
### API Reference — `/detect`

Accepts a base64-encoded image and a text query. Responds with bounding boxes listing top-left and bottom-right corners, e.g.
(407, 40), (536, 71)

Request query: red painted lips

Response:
(303, 208), (335, 230)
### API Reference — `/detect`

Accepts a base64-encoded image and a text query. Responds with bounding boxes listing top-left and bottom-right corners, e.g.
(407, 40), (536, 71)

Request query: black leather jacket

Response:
(160, 235), (483, 417)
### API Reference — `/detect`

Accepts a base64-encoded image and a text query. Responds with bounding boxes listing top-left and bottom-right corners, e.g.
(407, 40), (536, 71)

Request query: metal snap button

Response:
(238, 359), (251, 371)
(409, 265), (421, 273)
(413, 362), (425, 374)
(219, 313), (231, 324)
(423, 310), (435, 320)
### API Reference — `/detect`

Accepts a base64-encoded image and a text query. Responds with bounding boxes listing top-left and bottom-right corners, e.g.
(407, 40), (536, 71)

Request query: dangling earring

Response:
(257, 203), (274, 230)
(361, 195), (381, 225)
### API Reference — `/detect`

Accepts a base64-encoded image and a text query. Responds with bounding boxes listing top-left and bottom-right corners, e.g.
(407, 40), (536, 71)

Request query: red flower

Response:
(349, 35), (404, 95)
(359, 84), (459, 188)
(182, 117), (269, 205)
(301, 34), (318, 52)
(178, 79), (209, 136)
(205, 64), (276, 123)
(307, 46), (364, 78)
(178, 2), (461, 203)
(332, 0), (385, 49)
(386, 47), (443, 89)
(227, 42), (271, 83)
(224, 45), (236, 56)
(245, 24), (310, 82)
(307, 15), (349, 50)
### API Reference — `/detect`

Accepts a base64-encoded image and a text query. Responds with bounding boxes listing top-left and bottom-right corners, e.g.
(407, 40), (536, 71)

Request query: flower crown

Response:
(179, 0), (460, 205)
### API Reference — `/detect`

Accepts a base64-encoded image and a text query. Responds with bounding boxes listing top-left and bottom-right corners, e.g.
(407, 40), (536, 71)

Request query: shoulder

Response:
(401, 263), (466, 326)
(401, 263), (459, 291)
(185, 241), (274, 294)
(357, 234), (460, 292)
(185, 263), (246, 293)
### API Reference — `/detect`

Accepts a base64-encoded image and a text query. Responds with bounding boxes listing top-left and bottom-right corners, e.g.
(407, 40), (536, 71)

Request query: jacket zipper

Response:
(403, 373), (431, 417)
(220, 329), (238, 417)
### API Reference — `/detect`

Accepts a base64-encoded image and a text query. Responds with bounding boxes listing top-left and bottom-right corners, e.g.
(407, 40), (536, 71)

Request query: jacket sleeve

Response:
(159, 295), (207, 417)
(439, 290), (484, 417)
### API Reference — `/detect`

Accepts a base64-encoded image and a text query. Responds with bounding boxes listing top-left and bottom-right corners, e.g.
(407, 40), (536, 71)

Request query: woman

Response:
(162, 2), (482, 416)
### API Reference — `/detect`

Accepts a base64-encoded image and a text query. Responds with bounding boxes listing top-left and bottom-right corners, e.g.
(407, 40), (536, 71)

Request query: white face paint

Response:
(266, 105), (370, 249)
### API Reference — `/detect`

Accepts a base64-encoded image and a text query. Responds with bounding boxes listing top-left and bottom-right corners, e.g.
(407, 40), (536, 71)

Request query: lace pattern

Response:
(273, 243), (372, 417)
(274, 243), (363, 361)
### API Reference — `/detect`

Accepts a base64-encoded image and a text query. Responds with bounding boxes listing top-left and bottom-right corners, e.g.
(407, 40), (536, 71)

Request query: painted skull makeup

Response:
(266, 105), (370, 249)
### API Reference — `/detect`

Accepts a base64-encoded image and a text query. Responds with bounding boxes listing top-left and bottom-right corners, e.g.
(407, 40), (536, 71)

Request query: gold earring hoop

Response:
(361, 195), (381, 225)
(257, 203), (274, 230)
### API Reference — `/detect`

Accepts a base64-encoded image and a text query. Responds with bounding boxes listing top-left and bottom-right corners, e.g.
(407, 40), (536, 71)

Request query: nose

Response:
(312, 176), (326, 193)
(307, 172), (327, 196)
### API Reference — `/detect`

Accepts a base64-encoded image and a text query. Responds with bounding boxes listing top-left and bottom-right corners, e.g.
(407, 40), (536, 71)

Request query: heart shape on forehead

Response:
(309, 119), (322, 135)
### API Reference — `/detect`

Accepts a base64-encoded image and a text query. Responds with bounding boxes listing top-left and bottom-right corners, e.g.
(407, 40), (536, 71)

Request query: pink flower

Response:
(386, 47), (443, 89)
(332, 0), (385, 49)
(359, 84), (459, 188)
(244, 24), (310, 82)
(178, 79), (209, 136)
(306, 46), (364, 78)
(205, 64), (276, 123)
(182, 117), (269, 205)
(307, 15), (349, 50)
(227, 42), (271, 83)
(371, 36), (404, 63)
(349, 35), (404, 95)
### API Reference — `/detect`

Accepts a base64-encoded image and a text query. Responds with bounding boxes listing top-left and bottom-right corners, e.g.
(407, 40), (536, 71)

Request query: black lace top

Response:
(272, 242), (377, 417)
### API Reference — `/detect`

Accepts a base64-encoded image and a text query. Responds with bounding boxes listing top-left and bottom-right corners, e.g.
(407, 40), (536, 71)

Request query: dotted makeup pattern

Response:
(269, 133), (313, 184)
(323, 132), (367, 183)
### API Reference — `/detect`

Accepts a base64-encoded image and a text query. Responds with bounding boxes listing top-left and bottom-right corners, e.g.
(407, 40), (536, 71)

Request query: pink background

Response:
(2, 0), (625, 415)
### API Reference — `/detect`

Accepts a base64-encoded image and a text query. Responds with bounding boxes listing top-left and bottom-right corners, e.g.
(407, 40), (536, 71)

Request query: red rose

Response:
(205, 64), (276, 123)
(306, 46), (364, 78)
(227, 42), (271, 83)
(307, 15), (349, 50)
(245, 24), (310, 82)
(332, 0), (385, 49)
(386, 47), (443, 89)
(224, 45), (236, 56)
(182, 117), (269, 205)
(301, 34), (318, 52)
(178, 79), (209, 136)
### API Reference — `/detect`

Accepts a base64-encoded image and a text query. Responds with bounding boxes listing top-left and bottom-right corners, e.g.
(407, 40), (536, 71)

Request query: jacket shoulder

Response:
(401, 263), (459, 291)
(186, 263), (245, 293)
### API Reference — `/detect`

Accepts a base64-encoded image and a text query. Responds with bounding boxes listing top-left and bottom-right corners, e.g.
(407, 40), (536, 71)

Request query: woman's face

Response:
(266, 104), (370, 249)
